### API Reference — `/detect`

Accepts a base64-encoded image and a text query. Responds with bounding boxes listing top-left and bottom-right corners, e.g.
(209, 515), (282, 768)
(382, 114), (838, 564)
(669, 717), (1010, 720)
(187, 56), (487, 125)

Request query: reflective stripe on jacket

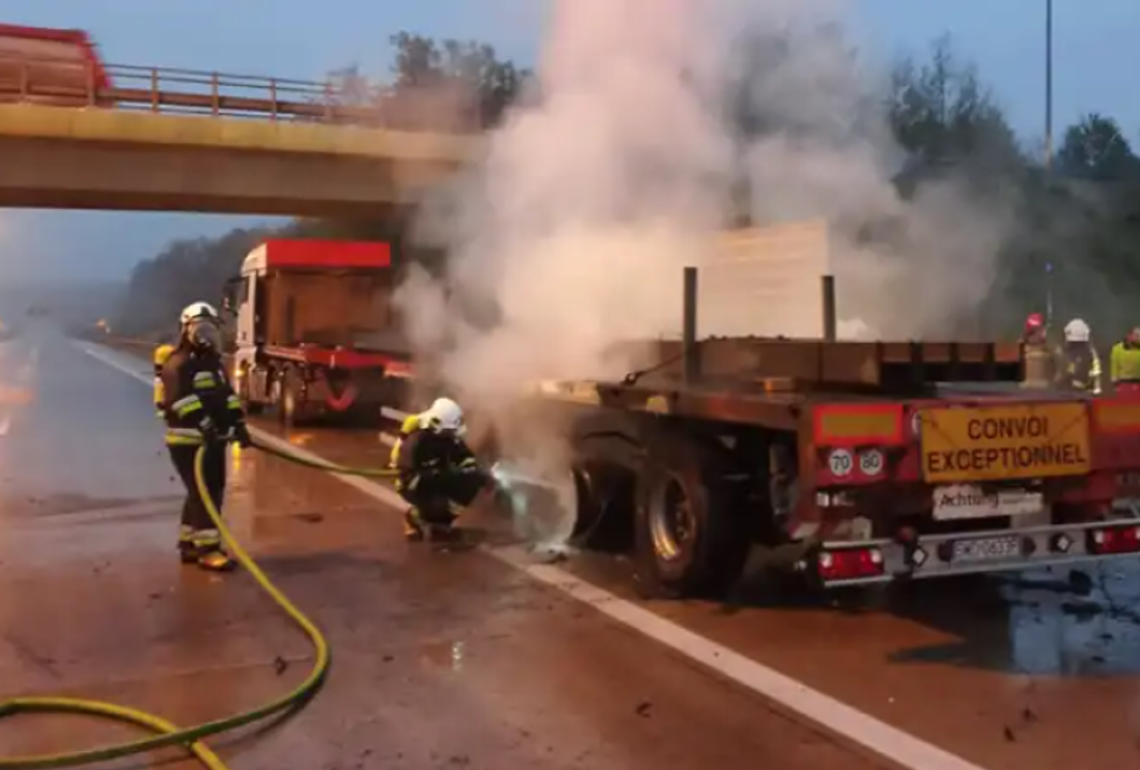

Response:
(159, 347), (246, 444)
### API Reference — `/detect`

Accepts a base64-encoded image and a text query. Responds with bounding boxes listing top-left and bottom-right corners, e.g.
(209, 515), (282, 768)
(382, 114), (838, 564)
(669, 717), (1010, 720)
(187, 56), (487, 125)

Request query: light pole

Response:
(1044, 0), (1054, 171)
(1044, 0), (1055, 329)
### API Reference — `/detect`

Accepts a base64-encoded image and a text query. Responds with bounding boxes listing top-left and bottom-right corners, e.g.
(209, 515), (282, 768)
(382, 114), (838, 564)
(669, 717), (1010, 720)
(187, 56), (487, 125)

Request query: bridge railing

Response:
(0, 50), (480, 131)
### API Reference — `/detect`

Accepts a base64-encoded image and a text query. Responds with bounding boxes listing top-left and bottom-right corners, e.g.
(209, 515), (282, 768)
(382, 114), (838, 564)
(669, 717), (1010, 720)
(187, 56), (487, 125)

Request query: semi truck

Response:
(224, 225), (1140, 599)
(0, 24), (112, 107)
(225, 239), (413, 426)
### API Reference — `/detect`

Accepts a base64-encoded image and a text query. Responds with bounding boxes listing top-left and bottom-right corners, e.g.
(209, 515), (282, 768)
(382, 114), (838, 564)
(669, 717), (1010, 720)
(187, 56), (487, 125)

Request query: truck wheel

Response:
(633, 437), (750, 599)
(281, 369), (311, 428)
(238, 367), (264, 415)
(566, 433), (640, 552)
(570, 461), (634, 552)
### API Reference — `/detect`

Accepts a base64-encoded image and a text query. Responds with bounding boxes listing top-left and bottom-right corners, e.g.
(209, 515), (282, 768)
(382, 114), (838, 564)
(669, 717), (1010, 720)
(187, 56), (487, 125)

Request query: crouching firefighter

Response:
(390, 397), (489, 542)
(159, 302), (252, 571)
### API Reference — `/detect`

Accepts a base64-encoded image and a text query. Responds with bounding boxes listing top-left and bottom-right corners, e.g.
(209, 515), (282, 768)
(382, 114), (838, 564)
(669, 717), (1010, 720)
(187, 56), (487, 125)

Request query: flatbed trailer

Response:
(502, 268), (1140, 597)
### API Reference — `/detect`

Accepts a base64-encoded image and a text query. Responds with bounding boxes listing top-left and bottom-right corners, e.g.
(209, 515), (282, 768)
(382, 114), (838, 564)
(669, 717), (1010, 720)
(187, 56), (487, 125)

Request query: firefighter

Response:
(1022, 312), (1047, 345)
(1110, 327), (1140, 395)
(159, 301), (251, 571)
(390, 397), (489, 541)
(1021, 312), (1053, 388)
(1055, 318), (1103, 395)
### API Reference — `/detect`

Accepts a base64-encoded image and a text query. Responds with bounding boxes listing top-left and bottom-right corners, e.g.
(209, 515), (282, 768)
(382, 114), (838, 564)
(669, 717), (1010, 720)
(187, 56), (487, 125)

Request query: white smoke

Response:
(395, 0), (1015, 539)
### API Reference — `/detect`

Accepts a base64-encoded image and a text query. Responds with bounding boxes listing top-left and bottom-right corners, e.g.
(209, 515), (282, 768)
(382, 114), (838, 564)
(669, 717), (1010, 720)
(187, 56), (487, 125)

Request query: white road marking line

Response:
(78, 339), (990, 770)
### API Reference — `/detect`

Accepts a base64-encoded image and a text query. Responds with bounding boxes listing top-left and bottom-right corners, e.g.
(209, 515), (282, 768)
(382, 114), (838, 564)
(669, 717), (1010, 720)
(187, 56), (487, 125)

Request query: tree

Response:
(888, 35), (1020, 175)
(386, 32), (529, 129)
(1057, 112), (1137, 181)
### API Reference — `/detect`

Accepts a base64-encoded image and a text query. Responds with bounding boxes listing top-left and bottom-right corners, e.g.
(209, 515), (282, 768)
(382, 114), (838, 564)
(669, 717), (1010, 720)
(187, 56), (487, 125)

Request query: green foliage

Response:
(1057, 112), (1137, 180)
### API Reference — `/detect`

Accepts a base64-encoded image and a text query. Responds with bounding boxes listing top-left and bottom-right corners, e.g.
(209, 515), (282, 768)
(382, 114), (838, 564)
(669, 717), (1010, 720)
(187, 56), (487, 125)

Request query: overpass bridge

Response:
(0, 52), (484, 216)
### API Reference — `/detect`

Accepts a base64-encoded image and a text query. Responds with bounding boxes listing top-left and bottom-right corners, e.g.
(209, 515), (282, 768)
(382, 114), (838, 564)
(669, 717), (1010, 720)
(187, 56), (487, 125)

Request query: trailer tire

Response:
(633, 437), (750, 599)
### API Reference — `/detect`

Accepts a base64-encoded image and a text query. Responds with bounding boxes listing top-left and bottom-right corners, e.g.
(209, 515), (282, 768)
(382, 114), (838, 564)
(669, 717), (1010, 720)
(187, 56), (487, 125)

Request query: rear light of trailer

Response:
(1087, 525), (1140, 555)
(818, 547), (885, 581)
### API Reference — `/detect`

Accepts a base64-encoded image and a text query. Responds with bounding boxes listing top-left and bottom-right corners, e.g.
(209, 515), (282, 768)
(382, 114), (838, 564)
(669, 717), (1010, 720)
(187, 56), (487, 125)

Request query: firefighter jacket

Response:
(390, 425), (479, 495)
(153, 344), (175, 417)
(160, 346), (246, 445)
(1110, 341), (1140, 384)
(1055, 342), (1102, 395)
(1022, 341), (1055, 389)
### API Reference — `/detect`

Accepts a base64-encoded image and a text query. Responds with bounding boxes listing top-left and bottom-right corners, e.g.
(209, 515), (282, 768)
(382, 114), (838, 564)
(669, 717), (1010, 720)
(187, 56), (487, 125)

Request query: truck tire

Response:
(280, 368), (312, 428)
(633, 436), (750, 599)
(238, 366), (264, 415)
(569, 434), (640, 552)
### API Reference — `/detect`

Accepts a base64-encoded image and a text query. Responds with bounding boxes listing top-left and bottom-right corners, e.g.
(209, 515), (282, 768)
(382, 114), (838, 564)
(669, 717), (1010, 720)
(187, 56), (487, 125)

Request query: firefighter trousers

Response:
(168, 442), (227, 533)
(400, 470), (487, 529)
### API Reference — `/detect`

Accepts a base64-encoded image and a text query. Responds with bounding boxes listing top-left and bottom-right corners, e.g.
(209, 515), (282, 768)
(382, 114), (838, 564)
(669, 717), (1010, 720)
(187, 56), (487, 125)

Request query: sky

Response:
(1, 0), (1136, 284)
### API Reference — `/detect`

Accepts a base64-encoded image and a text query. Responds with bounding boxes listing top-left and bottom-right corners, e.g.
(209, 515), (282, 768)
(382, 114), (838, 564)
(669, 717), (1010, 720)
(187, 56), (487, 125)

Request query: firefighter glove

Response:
(233, 422), (253, 448)
(198, 415), (219, 442)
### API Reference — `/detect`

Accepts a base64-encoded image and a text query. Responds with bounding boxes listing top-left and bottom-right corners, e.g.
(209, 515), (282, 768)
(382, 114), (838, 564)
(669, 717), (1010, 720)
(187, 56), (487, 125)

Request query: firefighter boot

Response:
(197, 548), (237, 572)
(181, 528), (236, 572)
(177, 525), (198, 564)
(403, 507), (426, 542)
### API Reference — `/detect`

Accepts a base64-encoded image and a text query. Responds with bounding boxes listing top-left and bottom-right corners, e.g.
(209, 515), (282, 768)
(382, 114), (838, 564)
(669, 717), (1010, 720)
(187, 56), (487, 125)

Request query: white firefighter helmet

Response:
(420, 397), (465, 435)
(180, 301), (220, 326)
(1063, 318), (1091, 343)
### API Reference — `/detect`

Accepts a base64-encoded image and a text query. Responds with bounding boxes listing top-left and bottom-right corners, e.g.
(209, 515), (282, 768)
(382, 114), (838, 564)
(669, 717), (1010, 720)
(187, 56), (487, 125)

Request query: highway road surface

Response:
(1, 325), (1138, 769)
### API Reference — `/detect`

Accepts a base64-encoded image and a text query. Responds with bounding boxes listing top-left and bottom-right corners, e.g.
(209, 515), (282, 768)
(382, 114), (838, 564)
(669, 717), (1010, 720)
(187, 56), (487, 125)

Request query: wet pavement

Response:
(0, 327), (902, 770)
(154, 343), (1140, 770)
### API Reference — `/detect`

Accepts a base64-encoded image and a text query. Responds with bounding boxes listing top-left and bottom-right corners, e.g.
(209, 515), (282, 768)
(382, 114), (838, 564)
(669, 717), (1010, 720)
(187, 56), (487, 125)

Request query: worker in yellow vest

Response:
(153, 343), (176, 417)
(1111, 328), (1140, 395)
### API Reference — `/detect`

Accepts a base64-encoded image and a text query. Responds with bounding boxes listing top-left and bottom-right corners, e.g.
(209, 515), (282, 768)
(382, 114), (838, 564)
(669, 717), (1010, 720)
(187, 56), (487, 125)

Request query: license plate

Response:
(951, 535), (1022, 563)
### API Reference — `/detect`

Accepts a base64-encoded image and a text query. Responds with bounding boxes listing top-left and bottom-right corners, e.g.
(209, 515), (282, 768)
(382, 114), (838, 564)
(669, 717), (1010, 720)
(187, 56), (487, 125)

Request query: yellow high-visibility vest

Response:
(1111, 342), (1140, 382)
(153, 344), (175, 416)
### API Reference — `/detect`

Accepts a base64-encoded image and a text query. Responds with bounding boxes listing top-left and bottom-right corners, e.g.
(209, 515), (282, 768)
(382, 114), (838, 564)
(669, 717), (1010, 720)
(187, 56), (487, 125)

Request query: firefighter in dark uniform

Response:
(1055, 317), (1103, 395)
(390, 397), (489, 541)
(159, 302), (251, 571)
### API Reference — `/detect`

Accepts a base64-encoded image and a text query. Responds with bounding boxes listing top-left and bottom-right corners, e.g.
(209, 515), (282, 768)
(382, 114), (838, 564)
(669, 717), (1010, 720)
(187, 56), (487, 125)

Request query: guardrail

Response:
(0, 50), (481, 131)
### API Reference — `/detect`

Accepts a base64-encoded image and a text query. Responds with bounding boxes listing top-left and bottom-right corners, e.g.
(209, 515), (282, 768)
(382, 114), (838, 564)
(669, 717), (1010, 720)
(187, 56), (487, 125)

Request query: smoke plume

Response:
(395, 0), (1016, 540)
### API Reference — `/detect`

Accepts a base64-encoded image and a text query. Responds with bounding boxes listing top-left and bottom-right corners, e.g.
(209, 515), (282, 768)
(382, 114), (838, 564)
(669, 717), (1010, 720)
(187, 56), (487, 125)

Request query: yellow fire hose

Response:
(0, 439), (398, 770)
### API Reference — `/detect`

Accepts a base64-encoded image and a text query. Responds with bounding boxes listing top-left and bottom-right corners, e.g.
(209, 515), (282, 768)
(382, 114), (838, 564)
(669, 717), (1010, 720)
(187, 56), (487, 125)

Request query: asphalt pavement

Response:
(1, 326), (1138, 770)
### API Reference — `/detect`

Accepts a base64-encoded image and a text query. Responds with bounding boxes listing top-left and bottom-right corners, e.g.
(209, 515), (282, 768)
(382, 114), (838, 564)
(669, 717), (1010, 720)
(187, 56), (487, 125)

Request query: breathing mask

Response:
(185, 317), (222, 352)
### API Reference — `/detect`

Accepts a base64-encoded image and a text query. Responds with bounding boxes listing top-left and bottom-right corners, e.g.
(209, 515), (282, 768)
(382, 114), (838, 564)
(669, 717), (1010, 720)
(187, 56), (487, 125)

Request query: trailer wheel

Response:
(634, 437), (750, 598)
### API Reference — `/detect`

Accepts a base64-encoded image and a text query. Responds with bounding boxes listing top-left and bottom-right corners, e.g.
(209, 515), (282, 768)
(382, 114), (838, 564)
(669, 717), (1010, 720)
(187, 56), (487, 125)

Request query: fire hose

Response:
(0, 438), (400, 770)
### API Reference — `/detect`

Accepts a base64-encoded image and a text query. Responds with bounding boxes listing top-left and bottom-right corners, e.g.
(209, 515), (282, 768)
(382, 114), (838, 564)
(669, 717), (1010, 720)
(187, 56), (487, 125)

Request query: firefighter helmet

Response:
(1063, 318), (1091, 343)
